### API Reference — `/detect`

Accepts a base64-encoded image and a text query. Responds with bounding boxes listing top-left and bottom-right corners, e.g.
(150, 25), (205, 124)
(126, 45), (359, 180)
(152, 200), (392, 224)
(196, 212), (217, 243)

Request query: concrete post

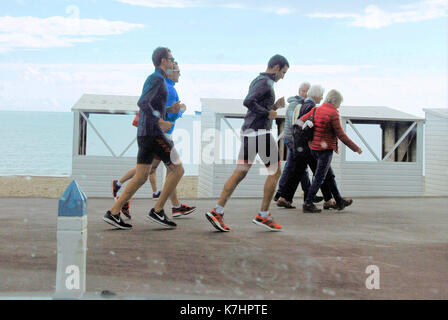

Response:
(54, 180), (88, 299)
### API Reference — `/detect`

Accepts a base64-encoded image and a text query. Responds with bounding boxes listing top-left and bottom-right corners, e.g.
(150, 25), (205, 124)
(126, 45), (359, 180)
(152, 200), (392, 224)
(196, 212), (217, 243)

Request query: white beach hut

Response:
(198, 98), (424, 198)
(71, 94), (164, 198)
(423, 108), (448, 196)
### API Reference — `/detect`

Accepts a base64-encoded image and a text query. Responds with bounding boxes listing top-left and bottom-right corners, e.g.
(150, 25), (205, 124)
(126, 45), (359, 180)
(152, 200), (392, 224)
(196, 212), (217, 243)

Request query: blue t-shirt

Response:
(164, 78), (183, 134)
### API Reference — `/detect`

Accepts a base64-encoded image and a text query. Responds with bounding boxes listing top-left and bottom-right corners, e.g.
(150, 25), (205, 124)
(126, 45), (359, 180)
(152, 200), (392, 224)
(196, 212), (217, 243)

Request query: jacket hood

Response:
(287, 95), (302, 104)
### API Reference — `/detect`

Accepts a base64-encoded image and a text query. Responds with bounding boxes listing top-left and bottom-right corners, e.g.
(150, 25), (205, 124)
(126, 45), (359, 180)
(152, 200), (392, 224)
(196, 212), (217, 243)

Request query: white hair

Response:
(325, 89), (343, 106)
(298, 82), (311, 92)
(307, 85), (325, 100)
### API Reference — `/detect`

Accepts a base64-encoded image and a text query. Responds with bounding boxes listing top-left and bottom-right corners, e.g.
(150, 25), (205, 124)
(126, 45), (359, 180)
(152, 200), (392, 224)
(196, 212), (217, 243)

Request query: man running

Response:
(111, 62), (195, 219)
(205, 54), (289, 232)
(103, 47), (185, 230)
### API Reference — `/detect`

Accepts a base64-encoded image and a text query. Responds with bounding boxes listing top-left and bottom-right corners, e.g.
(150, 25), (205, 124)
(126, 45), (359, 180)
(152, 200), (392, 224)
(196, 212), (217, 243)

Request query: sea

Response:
(0, 110), (384, 177)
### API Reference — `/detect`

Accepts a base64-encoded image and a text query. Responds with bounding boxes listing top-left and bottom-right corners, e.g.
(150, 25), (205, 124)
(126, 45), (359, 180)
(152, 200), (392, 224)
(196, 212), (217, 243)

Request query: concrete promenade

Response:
(0, 197), (447, 299)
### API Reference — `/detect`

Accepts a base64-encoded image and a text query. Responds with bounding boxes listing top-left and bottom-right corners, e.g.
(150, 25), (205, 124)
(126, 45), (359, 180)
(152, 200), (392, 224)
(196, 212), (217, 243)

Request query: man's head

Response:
(298, 82), (311, 98)
(307, 85), (325, 104)
(152, 47), (174, 71)
(167, 62), (180, 83)
(266, 54), (289, 82)
(324, 89), (343, 108)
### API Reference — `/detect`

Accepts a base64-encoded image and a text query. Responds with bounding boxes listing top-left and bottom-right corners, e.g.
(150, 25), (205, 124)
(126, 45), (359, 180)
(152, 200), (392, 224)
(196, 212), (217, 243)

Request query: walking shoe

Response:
(102, 211), (132, 230)
(313, 196), (324, 203)
(303, 203), (322, 213)
(152, 191), (161, 200)
(114, 196), (131, 219)
(148, 208), (177, 228)
(336, 198), (353, 211)
(276, 199), (296, 209)
(253, 213), (283, 232)
(323, 199), (338, 210)
(172, 204), (196, 218)
(205, 209), (230, 232)
(112, 180), (121, 198)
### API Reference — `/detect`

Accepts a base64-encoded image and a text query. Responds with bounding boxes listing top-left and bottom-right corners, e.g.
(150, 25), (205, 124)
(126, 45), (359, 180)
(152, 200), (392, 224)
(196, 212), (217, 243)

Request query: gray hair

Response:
(324, 89), (343, 106)
(307, 84), (325, 100)
(298, 82), (311, 92)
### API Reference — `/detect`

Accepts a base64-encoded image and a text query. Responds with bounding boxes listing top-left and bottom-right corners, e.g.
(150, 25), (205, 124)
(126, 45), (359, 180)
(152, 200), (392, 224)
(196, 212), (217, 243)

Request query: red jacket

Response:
(300, 103), (360, 154)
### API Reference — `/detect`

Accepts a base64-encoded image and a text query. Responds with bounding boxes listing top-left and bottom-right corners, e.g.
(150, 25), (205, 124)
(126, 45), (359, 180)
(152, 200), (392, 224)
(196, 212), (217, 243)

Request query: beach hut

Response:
(423, 108), (448, 196)
(71, 94), (165, 198)
(198, 98), (425, 198)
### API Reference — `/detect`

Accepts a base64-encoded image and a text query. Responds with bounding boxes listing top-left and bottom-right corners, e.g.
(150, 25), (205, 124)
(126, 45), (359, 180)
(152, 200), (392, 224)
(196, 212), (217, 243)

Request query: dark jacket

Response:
(241, 72), (276, 132)
(137, 68), (168, 137)
(299, 97), (316, 119)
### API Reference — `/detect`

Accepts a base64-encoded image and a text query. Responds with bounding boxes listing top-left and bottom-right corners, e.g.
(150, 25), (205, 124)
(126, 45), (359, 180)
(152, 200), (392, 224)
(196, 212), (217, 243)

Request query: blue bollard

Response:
(58, 180), (87, 217)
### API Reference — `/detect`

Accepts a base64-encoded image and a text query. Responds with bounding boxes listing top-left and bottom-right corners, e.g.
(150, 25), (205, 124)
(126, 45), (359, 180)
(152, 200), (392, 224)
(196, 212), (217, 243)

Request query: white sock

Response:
(259, 211), (269, 218)
(215, 204), (224, 214)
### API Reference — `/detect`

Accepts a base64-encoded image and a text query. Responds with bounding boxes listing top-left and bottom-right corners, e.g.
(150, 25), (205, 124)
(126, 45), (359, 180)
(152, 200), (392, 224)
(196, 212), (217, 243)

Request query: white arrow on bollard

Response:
(54, 180), (88, 299)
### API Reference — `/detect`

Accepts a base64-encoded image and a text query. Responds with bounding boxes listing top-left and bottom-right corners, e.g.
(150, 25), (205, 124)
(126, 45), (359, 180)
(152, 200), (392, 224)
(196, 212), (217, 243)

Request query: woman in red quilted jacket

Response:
(299, 89), (363, 213)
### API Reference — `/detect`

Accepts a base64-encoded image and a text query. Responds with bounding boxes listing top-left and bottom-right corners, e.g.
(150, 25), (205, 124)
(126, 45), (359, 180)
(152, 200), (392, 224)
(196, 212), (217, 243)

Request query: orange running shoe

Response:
(205, 209), (230, 232)
(252, 213), (282, 232)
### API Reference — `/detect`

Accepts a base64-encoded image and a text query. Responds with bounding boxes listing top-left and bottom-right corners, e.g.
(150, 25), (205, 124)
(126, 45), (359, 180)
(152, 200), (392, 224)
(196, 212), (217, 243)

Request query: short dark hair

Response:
(152, 47), (171, 67)
(268, 54), (289, 69)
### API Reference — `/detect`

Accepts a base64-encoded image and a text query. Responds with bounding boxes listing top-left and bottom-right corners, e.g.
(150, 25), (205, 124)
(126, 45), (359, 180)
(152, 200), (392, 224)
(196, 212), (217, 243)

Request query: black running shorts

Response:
(137, 135), (180, 166)
(237, 133), (280, 167)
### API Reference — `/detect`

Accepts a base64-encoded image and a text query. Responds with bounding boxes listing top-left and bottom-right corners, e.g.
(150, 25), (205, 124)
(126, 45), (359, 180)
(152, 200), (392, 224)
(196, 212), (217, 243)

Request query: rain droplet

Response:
(136, 257), (141, 261)
(25, 176), (32, 181)
(297, 147), (303, 152)
(153, 110), (161, 118)
(23, 218), (28, 223)
(323, 288), (336, 296)
(110, 251), (115, 255)
(321, 141), (328, 148)
(31, 253), (36, 258)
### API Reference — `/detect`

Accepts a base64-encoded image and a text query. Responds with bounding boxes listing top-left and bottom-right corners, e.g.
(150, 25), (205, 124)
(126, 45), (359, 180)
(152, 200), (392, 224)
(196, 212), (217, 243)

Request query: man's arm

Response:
(137, 77), (163, 122)
(243, 79), (271, 117)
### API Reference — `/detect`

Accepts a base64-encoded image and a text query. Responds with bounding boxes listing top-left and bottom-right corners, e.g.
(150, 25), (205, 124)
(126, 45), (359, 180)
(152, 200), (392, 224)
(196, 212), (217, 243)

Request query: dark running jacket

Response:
(137, 68), (168, 137)
(241, 72), (276, 133)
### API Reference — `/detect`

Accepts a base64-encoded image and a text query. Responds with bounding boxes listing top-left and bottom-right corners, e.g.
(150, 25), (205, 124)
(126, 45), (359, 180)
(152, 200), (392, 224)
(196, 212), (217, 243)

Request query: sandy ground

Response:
(0, 196), (447, 300)
(0, 176), (198, 199)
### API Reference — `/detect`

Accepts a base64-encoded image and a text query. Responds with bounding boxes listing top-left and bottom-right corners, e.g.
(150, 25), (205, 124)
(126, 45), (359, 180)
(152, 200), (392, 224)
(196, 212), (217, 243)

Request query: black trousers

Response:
(281, 145), (334, 203)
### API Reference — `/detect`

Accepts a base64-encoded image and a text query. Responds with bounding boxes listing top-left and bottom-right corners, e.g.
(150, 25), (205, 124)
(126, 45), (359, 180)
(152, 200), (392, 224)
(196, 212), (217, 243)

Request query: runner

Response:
(204, 54), (289, 232)
(111, 62), (196, 219)
(103, 47), (185, 230)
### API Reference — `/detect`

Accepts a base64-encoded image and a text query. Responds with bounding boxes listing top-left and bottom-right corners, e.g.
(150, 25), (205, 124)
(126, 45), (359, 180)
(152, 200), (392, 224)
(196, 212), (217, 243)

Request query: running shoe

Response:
(112, 180), (121, 198)
(172, 204), (196, 218)
(148, 208), (177, 228)
(205, 209), (230, 232)
(152, 191), (161, 199)
(114, 196), (131, 219)
(102, 211), (132, 230)
(252, 213), (283, 232)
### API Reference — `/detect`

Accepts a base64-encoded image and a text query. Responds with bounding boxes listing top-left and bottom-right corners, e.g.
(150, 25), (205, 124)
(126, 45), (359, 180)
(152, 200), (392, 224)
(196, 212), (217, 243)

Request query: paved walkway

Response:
(1, 197), (447, 299)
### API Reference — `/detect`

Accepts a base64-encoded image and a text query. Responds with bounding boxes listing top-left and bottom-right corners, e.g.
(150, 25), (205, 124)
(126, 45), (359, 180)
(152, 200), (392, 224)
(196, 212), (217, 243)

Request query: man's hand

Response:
(357, 148), (363, 155)
(158, 119), (174, 132)
(274, 97), (285, 110)
(268, 110), (277, 120)
(167, 101), (181, 113)
(179, 103), (187, 113)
